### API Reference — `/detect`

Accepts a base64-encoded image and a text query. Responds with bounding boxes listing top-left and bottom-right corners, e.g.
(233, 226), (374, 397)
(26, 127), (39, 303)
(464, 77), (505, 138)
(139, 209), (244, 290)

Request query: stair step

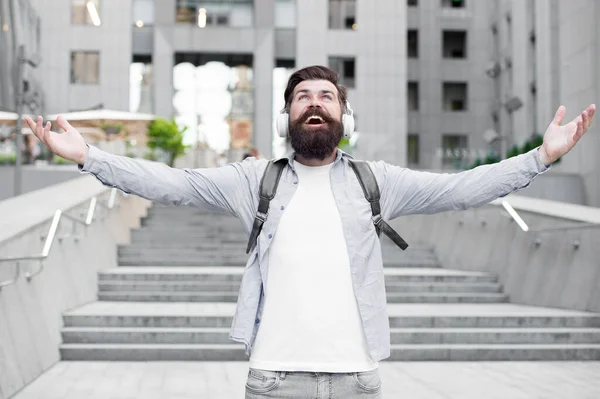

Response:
(59, 343), (247, 361)
(389, 328), (600, 344)
(387, 344), (600, 361)
(63, 303), (600, 329)
(117, 259), (249, 266)
(97, 281), (502, 293)
(98, 292), (240, 302)
(60, 326), (600, 345)
(58, 343), (600, 361)
(96, 291), (509, 303)
(61, 327), (232, 344)
(117, 258), (441, 267)
(98, 267), (498, 283)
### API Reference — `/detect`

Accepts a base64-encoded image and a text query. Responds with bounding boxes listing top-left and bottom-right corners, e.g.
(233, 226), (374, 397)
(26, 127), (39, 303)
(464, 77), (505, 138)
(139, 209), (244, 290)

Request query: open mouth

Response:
(304, 115), (326, 126)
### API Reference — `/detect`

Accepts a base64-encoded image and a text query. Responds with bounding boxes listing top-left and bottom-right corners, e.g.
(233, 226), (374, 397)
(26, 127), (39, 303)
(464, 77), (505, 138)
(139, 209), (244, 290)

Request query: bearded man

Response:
(25, 65), (595, 399)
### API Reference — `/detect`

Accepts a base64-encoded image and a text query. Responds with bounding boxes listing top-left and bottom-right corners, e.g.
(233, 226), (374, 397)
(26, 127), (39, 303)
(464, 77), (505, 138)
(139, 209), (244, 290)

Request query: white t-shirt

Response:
(248, 160), (378, 372)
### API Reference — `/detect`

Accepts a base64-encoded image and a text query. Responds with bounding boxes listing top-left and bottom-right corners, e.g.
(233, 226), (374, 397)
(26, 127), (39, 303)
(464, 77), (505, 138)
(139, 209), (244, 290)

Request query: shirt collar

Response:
(275, 148), (354, 171)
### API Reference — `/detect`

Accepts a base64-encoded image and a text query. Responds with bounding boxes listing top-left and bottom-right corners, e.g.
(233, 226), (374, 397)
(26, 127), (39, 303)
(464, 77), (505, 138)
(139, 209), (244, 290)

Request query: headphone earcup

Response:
(276, 112), (289, 138)
(342, 113), (354, 139)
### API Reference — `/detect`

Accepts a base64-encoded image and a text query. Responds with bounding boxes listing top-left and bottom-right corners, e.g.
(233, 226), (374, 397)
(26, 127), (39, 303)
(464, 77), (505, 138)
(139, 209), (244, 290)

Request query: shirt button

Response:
(268, 234), (273, 239)
(255, 319), (260, 324)
(293, 181), (298, 184)
(280, 206), (285, 210)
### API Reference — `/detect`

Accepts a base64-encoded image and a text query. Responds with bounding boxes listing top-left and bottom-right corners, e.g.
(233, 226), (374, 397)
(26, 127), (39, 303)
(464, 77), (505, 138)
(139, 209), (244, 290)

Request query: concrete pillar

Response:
(296, 0), (328, 67)
(253, 0), (275, 158)
(153, 0), (176, 118)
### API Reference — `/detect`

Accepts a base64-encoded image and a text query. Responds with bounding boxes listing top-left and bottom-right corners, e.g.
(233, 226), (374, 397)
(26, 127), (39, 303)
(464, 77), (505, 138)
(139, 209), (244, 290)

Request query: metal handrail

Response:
(0, 210), (62, 289)
(0, 188), (121, 289)
(499, 200), (600, 248)
(58, 197), (97, 241)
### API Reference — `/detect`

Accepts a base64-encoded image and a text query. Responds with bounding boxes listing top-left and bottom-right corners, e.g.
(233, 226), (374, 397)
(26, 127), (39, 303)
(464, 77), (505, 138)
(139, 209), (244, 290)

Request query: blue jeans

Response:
(245, 368), (383, 398)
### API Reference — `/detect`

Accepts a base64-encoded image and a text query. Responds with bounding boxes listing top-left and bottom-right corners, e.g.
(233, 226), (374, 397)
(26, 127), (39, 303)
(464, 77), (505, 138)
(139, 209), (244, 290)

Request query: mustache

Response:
(298, 107), (335, 123)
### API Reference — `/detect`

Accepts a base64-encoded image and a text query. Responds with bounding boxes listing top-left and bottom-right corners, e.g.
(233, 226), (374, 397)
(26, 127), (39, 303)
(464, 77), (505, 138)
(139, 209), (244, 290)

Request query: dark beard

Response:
(288, 108), (344, 160)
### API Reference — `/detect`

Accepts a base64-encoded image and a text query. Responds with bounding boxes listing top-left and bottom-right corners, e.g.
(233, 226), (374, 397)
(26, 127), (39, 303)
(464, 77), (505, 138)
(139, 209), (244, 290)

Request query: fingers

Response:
(587, 104), (595, 127)
(24, 116), (53, 147)
(553, 105), (566, 125)
(56, 115), (72, 132)
(574, 120), (584, 142)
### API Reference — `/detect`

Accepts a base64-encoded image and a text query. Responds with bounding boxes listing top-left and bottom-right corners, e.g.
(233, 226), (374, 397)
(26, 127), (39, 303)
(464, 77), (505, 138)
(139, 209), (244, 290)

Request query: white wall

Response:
(296, 0), (407, 164)
(0, 177), (150, 399)
(556, 0), (600, 206)
(33, 0), (132, 113)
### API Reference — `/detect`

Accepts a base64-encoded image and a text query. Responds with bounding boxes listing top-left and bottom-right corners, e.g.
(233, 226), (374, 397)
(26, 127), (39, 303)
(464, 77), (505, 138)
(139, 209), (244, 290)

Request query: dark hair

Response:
(283, 65), (348, 111)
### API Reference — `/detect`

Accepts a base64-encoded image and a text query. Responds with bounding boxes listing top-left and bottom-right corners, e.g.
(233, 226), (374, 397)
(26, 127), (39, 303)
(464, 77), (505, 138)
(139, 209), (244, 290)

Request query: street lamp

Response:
(14, 44), (42, 196)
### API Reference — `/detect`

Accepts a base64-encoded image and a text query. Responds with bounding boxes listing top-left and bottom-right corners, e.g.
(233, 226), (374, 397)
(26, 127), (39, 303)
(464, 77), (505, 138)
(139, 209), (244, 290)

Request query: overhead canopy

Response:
(46, 109), (157, 121)
(0, 111), (18, 122)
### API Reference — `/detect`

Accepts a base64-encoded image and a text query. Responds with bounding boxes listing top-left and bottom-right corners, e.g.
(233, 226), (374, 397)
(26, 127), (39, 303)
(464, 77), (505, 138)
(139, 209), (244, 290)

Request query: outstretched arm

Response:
(380, 104), (595, 219)
(24, 115), (258, 217)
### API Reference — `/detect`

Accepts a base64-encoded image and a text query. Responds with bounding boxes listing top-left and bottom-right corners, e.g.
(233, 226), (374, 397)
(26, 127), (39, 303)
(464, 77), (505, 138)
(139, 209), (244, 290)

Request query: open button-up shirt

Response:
(81, 146), (549, 361)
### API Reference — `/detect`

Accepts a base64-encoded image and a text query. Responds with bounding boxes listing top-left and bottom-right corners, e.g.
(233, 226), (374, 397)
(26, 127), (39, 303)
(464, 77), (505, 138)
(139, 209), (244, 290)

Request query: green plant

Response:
(338, 137), (351, 152)
(0, 153), (16, 165)
(53, 155), (74, 164)
(100, 123), (124, 135)
(466, 133), (560, 169)
(143, 151), (157, 161)
(146, 118), (188, 167)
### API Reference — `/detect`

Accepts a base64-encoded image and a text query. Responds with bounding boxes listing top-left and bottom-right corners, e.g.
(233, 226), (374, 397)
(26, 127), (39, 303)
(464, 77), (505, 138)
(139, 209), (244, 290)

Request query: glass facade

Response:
(175, 0), (254, 28)
(133, 0), (155, 26)
(71, 51), (100, 84)
(72, 0), (102, 26)
(172, 53), (254, 155)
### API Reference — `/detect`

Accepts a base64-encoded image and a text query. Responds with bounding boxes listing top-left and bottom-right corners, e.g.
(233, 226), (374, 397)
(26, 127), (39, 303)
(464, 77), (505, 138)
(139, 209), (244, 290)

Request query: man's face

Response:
(288, 80), (344, 160)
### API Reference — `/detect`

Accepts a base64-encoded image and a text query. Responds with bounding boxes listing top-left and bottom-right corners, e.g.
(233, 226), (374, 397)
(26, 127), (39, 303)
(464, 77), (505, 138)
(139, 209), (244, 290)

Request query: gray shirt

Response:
(81, 145), (549, 361)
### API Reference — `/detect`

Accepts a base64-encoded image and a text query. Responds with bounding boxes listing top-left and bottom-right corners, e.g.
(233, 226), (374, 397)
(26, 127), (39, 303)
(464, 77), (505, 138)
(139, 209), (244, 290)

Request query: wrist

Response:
(537, 146), (552, 167)
(78, 144), (89, 166)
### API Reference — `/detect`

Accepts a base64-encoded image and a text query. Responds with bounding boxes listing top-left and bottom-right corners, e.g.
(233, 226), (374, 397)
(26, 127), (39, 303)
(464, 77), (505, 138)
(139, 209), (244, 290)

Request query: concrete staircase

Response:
(59, 205), (600, 361)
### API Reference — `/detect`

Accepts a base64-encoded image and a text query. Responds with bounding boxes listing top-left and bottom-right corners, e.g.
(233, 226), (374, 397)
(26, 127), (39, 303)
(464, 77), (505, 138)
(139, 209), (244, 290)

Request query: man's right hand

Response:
(24, 115), (89, 165)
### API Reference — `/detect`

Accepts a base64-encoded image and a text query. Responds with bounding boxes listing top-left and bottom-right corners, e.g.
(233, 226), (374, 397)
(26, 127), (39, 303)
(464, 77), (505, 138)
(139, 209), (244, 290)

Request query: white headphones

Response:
(276, 101), (355, 139)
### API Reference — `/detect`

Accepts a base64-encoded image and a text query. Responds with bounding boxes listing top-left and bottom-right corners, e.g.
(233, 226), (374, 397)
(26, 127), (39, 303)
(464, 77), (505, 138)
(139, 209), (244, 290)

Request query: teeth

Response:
(306, 116), (324, 123)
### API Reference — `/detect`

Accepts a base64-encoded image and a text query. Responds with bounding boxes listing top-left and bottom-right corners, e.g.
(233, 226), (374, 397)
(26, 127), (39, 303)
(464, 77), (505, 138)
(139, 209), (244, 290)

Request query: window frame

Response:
(70, 50), (100, 85)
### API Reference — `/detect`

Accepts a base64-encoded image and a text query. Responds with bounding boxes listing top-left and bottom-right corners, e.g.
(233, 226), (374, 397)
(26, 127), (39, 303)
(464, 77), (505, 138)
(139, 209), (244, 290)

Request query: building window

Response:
(131, 55), (153, 113)
(443, 30), (467, 59)
(407, 134), (419, 165)
(442, 134), (468, 167)
(175, 0), (253, 28)
(71, 51), (99, 84)
(408, 0), (418, 6)
(72, 0), (101, 26)
(275, 0), (296, 28)
(408, 81), (419, 111)
(133, 0), (155, 27)
(443, 82), (467, 111)
(329, 56), (355, 88)
(329, 0), (356, 30)
(442, 0), (465, 8)
(408, 30), (418, 58)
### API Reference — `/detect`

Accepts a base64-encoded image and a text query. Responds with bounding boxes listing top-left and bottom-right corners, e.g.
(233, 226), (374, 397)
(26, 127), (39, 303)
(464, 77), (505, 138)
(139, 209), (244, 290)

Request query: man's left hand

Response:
(538, 104), (596, 166)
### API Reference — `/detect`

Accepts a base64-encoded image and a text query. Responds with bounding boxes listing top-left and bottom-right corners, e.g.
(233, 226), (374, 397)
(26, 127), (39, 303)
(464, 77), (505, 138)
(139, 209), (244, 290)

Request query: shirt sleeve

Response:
(79, 145), (261, 218)
(378, 147), (551, 220)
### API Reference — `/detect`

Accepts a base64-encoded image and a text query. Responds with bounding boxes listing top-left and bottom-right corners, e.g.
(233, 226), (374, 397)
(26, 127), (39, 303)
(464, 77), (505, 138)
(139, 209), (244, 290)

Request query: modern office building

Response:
(2, 0), (599, 205)
(24, 0), (407, 163)
(0, 0), (43, 115)
(554, 0), (600, 206)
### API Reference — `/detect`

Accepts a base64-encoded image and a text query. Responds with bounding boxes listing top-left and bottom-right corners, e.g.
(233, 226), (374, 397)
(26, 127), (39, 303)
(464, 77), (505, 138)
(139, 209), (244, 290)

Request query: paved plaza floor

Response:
(10, 361), (600, 399)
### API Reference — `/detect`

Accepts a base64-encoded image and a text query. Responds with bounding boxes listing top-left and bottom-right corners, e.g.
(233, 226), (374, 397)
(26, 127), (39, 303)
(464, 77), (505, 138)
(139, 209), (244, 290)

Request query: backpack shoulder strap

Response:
(347, 159), (409, 250)
(246, 159), (288, 254)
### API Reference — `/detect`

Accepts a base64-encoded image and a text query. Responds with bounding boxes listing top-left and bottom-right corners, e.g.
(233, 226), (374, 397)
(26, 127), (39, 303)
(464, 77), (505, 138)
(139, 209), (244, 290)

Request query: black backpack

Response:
(246, 158), (409, 254)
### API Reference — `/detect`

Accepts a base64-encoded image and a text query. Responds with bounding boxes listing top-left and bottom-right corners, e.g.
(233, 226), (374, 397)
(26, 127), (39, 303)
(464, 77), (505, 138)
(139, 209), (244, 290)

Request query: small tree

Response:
(146, 118), (188, 166)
